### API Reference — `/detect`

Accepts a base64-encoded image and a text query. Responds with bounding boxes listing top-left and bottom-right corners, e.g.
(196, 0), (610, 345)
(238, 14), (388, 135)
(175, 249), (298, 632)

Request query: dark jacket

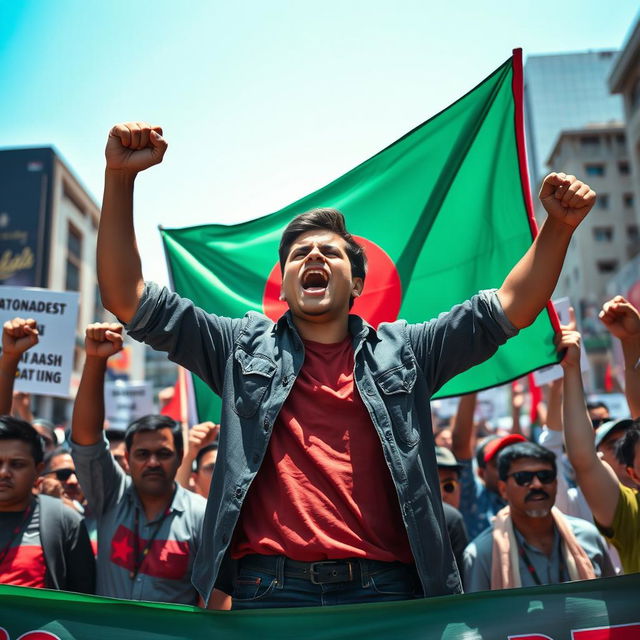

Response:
(126, 282), (517, 604)
(39, 494), (96, 593)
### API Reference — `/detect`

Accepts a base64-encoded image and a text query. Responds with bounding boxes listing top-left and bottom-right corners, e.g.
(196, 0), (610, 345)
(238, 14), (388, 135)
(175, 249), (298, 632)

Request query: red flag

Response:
(527, 373), (542, 424)
(160, 367), (189, 425)
(604, 363), (614, 392)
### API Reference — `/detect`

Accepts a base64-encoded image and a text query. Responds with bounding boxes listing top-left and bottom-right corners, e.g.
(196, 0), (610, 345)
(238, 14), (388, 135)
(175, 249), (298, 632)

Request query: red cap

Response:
(483, 434), (527, 463)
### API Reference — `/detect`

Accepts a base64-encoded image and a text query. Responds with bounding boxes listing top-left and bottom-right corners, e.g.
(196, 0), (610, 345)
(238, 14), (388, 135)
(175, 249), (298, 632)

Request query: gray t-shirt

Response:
(71, 436), (206, 604)
(463, 514), (616, 592)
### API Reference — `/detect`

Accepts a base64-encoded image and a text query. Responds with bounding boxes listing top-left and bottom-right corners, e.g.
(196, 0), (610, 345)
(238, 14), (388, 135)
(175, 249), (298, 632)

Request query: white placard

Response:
(0, 286), (79, 398)
(104, 380), (154, 432)
(533, 297), (590, 387)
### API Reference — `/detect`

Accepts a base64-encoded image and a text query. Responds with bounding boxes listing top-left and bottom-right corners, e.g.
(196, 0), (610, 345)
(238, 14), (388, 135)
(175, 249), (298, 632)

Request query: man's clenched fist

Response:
(539, 172), (596, 229)
(2, 317), (39, 358)
(105, 121), (168, 173)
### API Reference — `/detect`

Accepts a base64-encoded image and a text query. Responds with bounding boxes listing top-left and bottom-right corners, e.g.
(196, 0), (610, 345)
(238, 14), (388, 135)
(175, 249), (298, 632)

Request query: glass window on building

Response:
(618, 161), (630, 175)
(580, 135), (601, 148)
(628, 225), (639, 241)
(593, 227), (613, 242)
(596, 193), (609, 209)
(596, 259), (618, 274)
(585, 163), (605, 177)
(66, 224), (82, 292)
(623, 193), (634, 208)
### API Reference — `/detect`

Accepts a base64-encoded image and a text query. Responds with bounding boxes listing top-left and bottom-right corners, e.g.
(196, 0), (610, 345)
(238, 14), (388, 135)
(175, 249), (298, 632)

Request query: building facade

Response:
(0, 147), (103, 423)
(524, 51), (624, 195)
(609, 17), (640, 309)
(547, 124), (638, 388)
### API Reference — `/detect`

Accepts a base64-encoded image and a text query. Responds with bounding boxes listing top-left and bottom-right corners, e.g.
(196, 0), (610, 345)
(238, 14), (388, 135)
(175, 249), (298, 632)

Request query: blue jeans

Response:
(232, 556), (423, 610)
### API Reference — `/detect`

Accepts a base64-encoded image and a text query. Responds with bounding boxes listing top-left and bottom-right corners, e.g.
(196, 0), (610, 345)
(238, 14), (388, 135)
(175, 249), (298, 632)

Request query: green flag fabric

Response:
(161, 49), (558, 422)
(1, 575), (639, 639)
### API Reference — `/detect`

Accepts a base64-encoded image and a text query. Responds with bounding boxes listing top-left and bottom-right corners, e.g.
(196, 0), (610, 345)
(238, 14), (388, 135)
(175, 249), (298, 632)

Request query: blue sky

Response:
(1, 0), (638, 284)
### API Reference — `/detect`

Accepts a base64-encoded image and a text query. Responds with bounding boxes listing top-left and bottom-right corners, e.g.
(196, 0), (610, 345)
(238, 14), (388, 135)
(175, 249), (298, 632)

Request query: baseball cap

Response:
(435, 446), (463, 471)
(594, 419), (634, 449)
(483, 434), (527, 463)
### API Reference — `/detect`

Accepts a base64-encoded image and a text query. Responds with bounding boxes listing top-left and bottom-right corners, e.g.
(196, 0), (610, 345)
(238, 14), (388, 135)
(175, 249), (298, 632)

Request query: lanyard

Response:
(0, 501), (34, 566)
(516, 533), (564, 586)
(129, 490), (175, 581)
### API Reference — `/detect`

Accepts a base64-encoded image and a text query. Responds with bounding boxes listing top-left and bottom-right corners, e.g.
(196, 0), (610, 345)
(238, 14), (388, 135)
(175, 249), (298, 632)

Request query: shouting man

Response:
(97, 121), (596, 608)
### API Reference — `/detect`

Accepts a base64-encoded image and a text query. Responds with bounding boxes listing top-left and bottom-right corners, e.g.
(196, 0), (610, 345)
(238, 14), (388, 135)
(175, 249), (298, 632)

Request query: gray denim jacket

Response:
(126, 282), (518, 603)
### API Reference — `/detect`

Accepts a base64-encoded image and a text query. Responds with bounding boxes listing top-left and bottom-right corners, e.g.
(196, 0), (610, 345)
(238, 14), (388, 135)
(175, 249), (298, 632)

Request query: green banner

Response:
(161, 50), (558, 422)
(1, 575), (639, 639)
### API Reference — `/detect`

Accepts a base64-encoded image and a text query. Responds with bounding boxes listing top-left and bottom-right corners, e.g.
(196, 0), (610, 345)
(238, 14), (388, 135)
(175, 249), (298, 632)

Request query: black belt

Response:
(239, 554), (407, 585)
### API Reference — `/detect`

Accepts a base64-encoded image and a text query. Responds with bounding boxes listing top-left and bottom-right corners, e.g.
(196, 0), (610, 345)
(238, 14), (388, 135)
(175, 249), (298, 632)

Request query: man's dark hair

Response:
(278, 208), (367, 309)
(105, 429), (126, 444)
(124, 415), (183, 456)
(41, 446), (69, 473)
(615, 420), (640, 468)
(32, 417), (56, 443)
(0, 416), (44, 464)
(497, 441), (556, 481)
(475, 435), (500, 469)
(194, 442), (218, 472)
(587, 401), (609, 413)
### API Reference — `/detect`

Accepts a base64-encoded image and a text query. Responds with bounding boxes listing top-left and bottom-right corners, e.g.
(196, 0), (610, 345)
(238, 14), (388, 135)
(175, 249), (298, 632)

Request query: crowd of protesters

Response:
(1, 294), (637, 608)
(0, 122), (638, 614)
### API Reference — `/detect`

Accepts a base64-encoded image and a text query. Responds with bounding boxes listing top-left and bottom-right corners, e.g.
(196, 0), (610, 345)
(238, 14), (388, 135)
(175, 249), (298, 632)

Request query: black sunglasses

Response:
(507, 469), (556, 486)
(440, 480), (458, 494)
(44, 468), (77, 482)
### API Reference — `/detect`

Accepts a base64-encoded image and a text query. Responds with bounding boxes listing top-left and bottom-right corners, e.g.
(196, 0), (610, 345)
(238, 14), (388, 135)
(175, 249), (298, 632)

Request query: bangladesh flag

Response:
(160, 49), (559, 423)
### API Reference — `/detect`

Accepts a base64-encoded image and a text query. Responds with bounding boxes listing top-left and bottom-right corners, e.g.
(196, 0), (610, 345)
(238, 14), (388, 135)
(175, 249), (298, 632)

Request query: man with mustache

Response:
(462, 441), (614, 592)
(70, 323), (206, 604)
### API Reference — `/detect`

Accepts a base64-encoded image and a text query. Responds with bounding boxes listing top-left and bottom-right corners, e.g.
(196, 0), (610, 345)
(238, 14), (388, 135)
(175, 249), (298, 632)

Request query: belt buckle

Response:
(309, 560), (353, 585)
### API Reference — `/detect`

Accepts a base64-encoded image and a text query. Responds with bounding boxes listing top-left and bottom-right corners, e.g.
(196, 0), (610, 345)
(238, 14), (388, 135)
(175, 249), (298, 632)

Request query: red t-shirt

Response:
(233, 336), (413, 563)
(0, 502), (47, 588)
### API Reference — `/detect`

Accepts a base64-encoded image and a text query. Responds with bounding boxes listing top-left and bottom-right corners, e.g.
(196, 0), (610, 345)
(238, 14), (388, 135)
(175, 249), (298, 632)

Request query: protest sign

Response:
(0, 286), (79, 397)
(533, 297), (590, 387)
(104, 380), (155, 431)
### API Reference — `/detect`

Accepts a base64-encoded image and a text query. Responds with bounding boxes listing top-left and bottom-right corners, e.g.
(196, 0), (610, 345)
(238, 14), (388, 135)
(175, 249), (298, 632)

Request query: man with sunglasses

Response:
(39, 449), (85, 508)
(462, 441), (613, 592)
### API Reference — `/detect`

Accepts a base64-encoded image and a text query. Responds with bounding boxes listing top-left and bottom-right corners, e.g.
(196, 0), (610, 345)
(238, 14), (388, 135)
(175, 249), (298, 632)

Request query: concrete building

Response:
(547, 123), (637, 388)
(609, 17), (640, 300)
(524, 51), (624, 195)
(0, 147), (105, 422)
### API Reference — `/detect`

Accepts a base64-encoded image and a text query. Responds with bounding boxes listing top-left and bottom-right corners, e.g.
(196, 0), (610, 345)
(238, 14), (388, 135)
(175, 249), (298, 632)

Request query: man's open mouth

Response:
(301, 269), (329, 293)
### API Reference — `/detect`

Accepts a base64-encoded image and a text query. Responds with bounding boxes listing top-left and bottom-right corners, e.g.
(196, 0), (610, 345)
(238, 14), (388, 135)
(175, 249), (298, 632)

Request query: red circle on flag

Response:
(17, 633), (62, 640)
(262, 236), (402, 329)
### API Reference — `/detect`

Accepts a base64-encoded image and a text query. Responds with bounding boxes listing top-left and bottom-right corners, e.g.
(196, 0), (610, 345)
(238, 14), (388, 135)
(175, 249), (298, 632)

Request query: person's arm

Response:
(559, 328), (620, 528)
(544, 379), (563, 433)
(599, 295), (640, 418)
(510, 382), (525, 436)
(71, 323), (128, 516)
(537, 379), (579, 517)
(497, 173), (596, 329)
(0, 318), (38, 414)
(72, 323), (124, 446)
(176, 421), (220, 489)
(451, 393), (478, 461)
(98, 122), (168, 323)
(11, 392), (34, 423)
